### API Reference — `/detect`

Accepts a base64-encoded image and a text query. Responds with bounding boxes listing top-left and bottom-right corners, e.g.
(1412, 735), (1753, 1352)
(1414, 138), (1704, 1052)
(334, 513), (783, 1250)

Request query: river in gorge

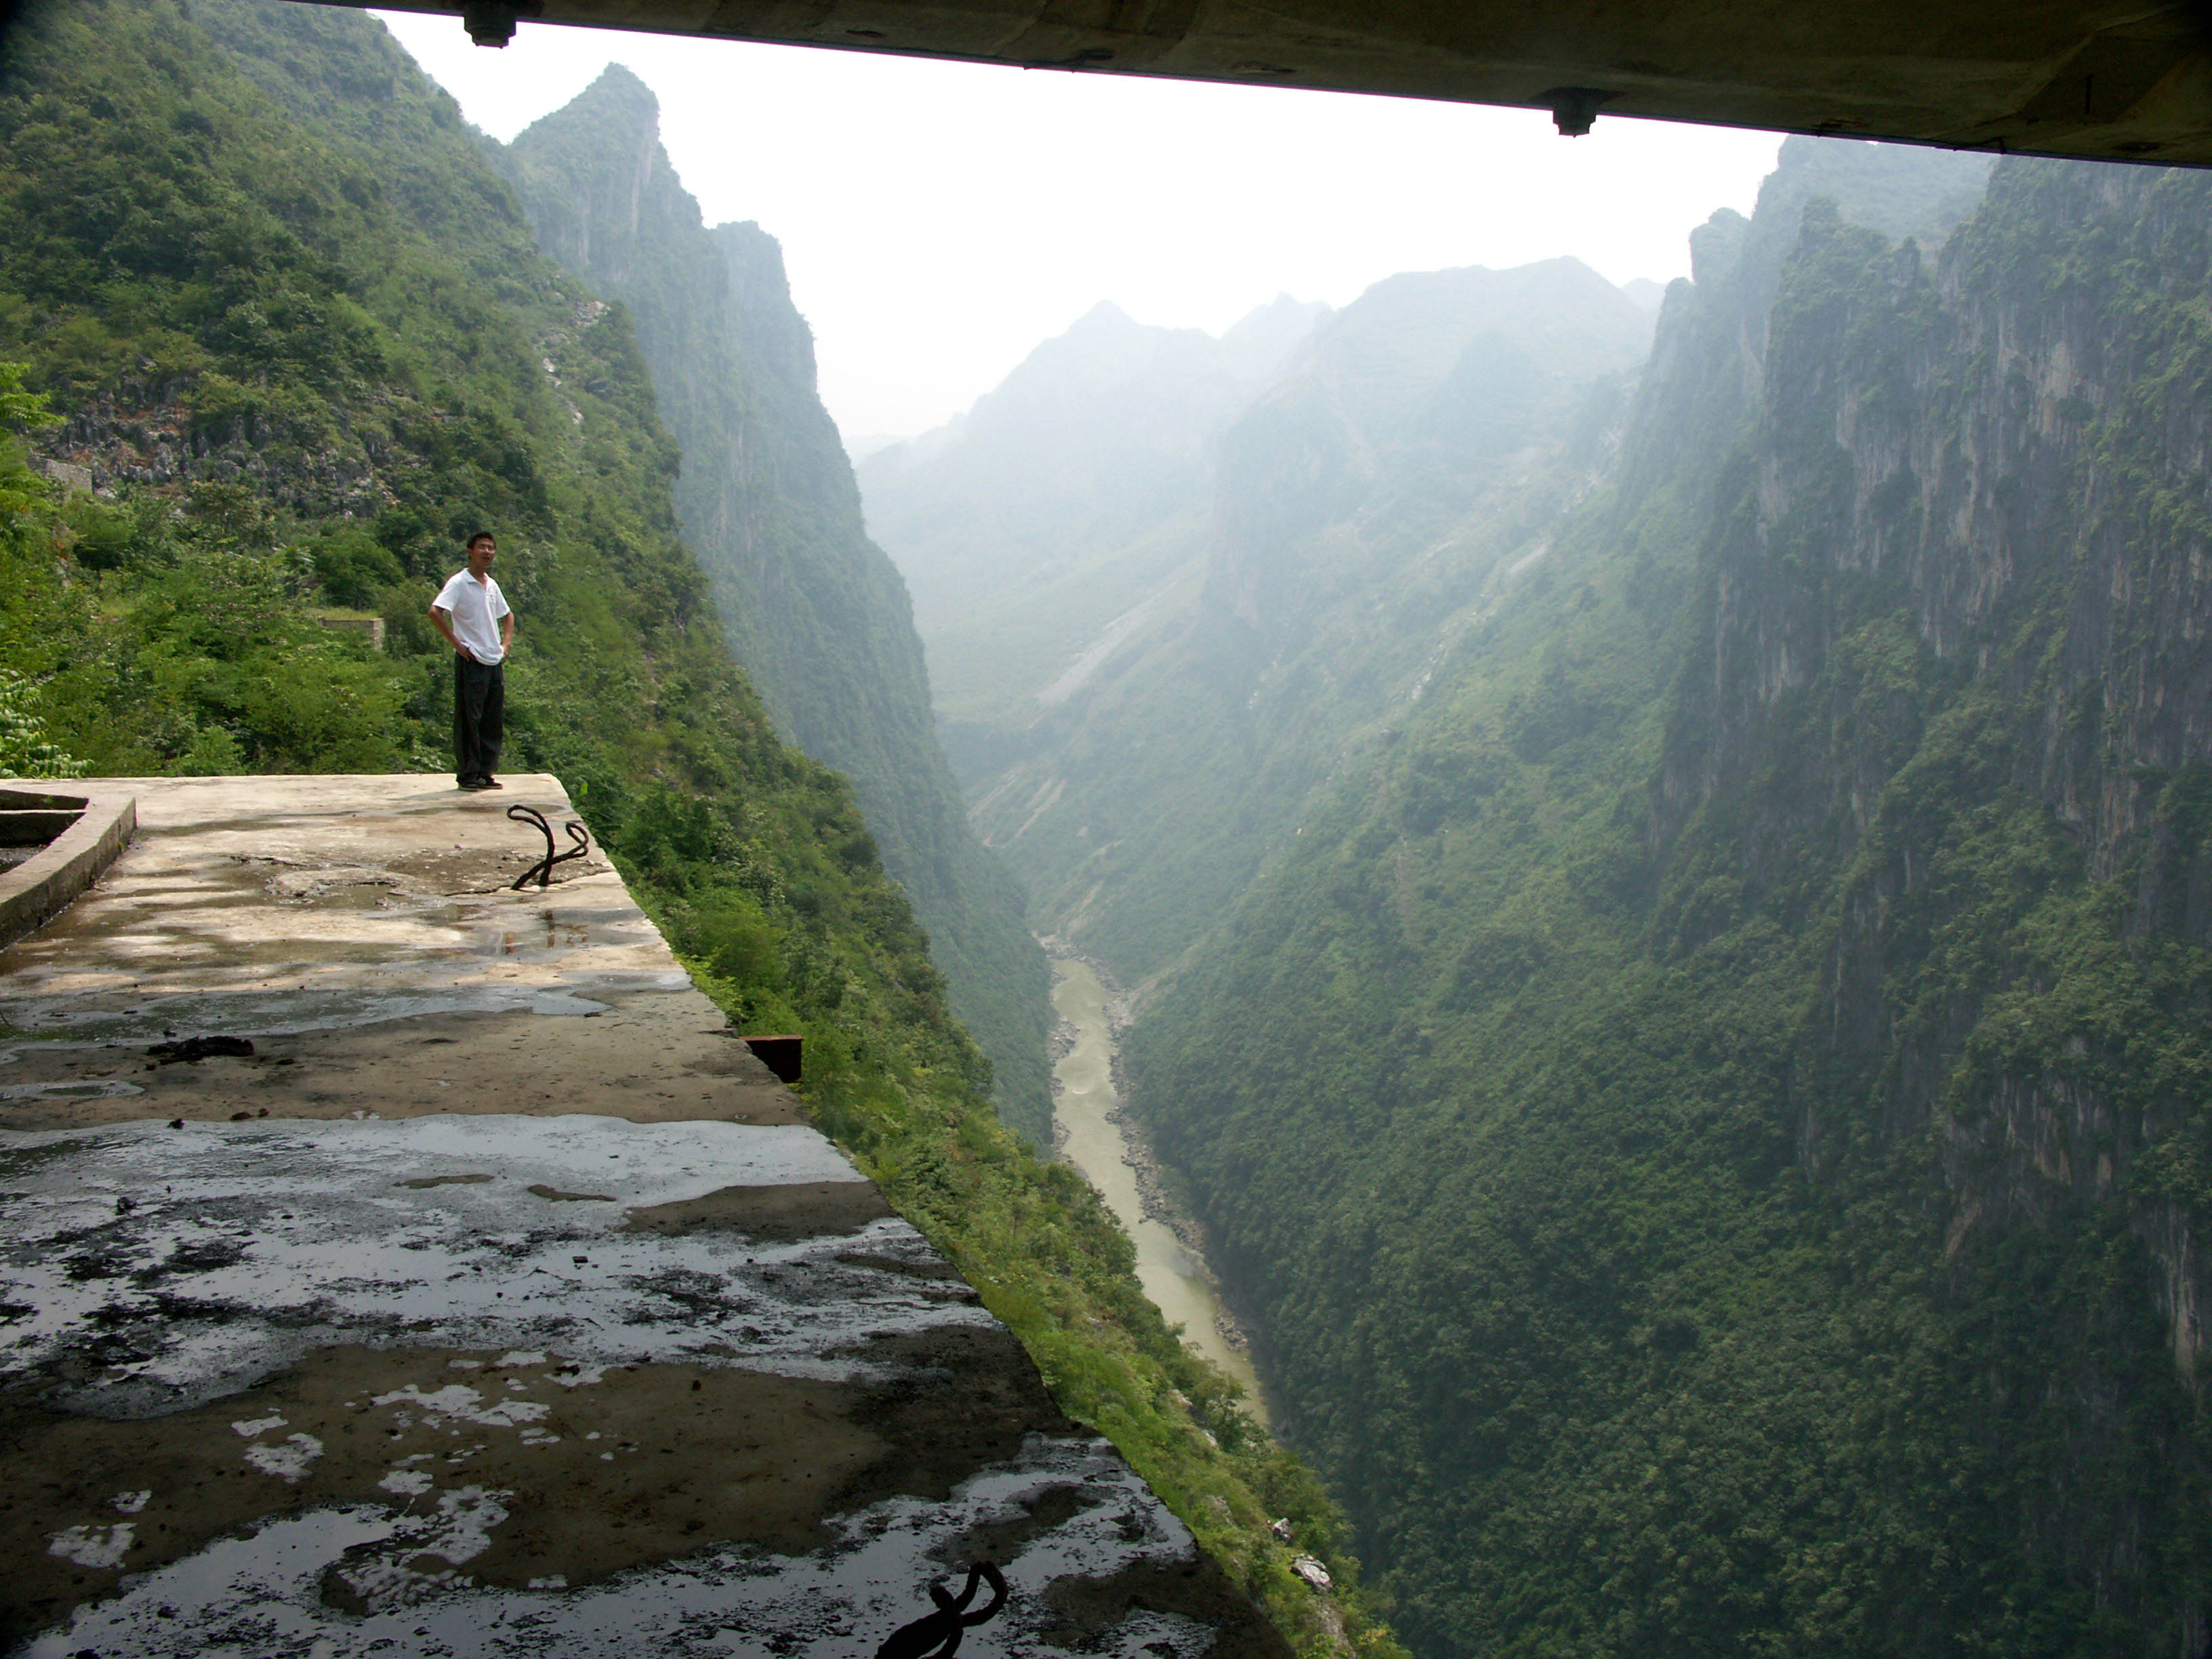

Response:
(1048, 956), (1271, 1426)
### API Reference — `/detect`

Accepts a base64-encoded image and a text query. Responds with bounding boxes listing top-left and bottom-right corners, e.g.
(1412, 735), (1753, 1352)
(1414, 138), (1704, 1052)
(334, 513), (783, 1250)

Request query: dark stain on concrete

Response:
(0, 1000), (809, 1134)
(930, 1480), (1094, 1568)
(838, 1324), (1075, 1507)
(1042, 1557), (1298, 1659)
(626, 1181), (895, 1242)
(835, 1249), (970, 1284)
(0, 1345), (882, 1639)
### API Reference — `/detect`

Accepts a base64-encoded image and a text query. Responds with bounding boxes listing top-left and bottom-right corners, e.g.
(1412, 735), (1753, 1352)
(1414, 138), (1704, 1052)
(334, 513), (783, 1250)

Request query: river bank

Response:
(1044, 952), (1271, 1426)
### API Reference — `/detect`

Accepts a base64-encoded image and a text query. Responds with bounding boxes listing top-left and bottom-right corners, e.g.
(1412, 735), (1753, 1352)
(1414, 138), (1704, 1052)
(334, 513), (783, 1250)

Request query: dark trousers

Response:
(453, 654), (504, 783)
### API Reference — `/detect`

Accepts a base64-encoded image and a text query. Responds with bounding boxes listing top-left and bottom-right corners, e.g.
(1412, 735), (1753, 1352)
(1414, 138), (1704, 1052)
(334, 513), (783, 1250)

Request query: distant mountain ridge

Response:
(1275, 258), (1647, 438)
(1204, 255), (1651, 640)
(865, 251), (1655, 977)
(861, 293), (1328, 640)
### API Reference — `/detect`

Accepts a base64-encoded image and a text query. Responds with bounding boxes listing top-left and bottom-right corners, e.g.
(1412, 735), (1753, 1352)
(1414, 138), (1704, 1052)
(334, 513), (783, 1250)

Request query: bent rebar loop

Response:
(875, 1560), (1008, 1659)
(507, 803), (590, 891)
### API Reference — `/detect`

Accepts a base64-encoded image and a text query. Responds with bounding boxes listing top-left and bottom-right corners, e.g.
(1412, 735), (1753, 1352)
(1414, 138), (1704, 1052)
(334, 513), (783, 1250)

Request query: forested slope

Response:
(1127, 145), (2210, 1656)
(480, 69), (1051, 1141)
(0, 5), (1397, 1650)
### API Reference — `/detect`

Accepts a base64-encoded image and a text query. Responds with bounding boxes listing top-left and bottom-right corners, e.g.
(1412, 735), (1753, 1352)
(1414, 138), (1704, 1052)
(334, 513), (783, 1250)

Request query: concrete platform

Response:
(0, 777), (1286, 1659)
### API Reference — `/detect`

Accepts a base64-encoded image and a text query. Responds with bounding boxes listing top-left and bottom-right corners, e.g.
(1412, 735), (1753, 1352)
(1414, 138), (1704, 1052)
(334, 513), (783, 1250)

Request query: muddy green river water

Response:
(1049, 958), (1269, 1423)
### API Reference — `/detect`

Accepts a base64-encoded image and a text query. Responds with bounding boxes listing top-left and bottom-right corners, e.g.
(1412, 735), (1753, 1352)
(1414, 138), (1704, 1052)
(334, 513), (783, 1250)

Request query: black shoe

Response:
(480, 777), (504, 790)
(459, 778), (490, 792)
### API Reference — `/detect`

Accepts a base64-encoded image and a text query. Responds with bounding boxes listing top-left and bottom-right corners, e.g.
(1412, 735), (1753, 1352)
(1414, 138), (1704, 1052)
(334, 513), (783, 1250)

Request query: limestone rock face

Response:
(1655, 158), (2212, 1387)
(495, 70), (1052, 1139)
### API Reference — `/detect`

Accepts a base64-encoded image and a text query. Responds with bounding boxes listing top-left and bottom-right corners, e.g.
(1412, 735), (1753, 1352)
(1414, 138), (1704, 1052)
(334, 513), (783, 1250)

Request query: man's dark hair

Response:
(467, 530), (496, 550)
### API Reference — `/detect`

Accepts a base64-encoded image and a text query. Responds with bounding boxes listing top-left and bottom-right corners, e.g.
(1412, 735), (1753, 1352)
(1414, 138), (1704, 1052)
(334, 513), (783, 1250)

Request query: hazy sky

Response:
(376, 12), (1782, 441)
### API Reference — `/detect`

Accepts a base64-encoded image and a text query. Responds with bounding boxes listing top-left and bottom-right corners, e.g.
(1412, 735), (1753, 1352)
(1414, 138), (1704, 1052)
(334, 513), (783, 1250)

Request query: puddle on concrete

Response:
(479, 912), (598, 958)
(0, 1116), (990, 1413)
(527, 991), (610, 1017)
(0, 1114), (1281, 1658)
(0, 1345), (886, 1622)
(0, 1080), (144, 1101)
(15, 1435), (1223, 1659)
(0, 1120), (1277, 1658)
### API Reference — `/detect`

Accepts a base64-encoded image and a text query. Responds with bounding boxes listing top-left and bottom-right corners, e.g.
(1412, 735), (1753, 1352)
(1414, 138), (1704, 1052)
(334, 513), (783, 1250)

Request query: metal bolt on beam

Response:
(462, 0), (520, 46)
(1542, 86), (1616, 136)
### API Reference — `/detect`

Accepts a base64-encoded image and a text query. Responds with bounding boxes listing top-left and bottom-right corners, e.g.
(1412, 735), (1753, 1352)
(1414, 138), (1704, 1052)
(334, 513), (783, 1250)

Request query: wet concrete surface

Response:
(0, 778), (1289, 1658)
(0, 1003), (805, 1134)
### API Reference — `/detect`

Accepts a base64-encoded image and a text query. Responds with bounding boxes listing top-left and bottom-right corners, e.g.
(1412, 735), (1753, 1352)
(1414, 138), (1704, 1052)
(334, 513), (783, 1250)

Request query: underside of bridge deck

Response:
(312, 0), (2212, 165)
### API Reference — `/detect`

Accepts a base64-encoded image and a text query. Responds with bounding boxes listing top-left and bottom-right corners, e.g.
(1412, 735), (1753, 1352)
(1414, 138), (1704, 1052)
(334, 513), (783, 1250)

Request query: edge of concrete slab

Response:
(0, 784), (136, 949)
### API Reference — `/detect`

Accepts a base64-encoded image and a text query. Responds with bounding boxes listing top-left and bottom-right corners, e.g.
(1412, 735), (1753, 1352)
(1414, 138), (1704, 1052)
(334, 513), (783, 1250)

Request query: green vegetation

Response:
(1123, 156), (2211, 1656)
(0, 3), (1399, 1650)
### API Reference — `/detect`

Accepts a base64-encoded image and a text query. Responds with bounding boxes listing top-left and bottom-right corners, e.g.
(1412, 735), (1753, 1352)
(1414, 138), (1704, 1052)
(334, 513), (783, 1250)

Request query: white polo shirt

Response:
(433, 569), (511, 665)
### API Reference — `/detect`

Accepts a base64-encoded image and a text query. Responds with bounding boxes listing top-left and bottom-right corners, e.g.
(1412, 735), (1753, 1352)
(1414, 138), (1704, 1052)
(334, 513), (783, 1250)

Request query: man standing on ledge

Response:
(429, 531), (514, 792)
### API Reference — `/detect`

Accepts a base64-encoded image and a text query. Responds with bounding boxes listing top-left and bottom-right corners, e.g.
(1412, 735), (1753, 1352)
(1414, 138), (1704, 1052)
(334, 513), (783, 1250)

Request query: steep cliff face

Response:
(1665, 159), (2212, 1387)
(1614, 138), (1992, 531)
(1692, 162), (2212, 865)
(493, 70), (1050, 1139)
(1122, 141), (2212, 1659)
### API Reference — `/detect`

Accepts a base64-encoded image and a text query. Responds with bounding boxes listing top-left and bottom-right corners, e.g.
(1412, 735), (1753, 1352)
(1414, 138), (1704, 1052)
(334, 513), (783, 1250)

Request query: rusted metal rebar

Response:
(507, 804), (590, 890)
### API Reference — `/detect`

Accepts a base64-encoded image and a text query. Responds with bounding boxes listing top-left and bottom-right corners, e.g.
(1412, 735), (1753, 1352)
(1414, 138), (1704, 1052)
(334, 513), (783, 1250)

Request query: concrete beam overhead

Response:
(327, 0), (2212, 164)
